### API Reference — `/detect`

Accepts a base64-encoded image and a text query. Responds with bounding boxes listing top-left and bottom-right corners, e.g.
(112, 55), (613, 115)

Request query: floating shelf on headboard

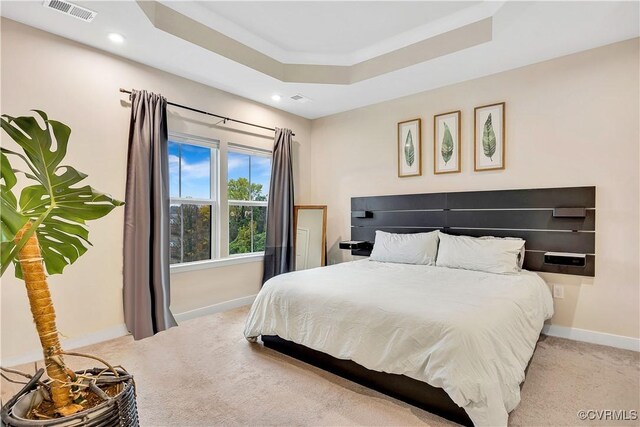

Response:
(350, 186), (596, 277)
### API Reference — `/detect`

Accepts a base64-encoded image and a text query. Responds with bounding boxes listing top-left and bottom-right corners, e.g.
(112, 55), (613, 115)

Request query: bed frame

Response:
(262, 335), (473, 426)
(262, 186), (595, 425)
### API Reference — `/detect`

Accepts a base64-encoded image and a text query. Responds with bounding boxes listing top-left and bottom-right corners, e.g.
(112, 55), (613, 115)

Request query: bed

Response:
(244, 260), (553, 426)
(244, 187), (594, 426)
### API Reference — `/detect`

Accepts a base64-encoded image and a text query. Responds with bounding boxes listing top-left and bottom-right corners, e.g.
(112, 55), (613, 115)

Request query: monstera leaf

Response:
(1, 152), (28, 261)
(0, 111), (123, 277)
(441, 123), (454, 165)
(482, 113), (496, 161)
(404, 130), (415, 167)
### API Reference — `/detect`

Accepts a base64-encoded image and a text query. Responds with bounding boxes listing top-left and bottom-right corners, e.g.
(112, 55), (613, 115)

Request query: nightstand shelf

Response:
(339, 240), (372, 250)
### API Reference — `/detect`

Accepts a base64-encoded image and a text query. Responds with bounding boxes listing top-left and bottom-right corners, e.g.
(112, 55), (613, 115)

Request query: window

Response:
(168, 134), (218, 265)
(168, 133), (272, 268)
(227, 146), (271, 255)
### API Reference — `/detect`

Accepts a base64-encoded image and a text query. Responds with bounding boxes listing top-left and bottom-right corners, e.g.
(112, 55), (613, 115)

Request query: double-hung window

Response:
(168, 133), (272, 268)
(168, 133), (219, 265)
(227, 145), (272, 255)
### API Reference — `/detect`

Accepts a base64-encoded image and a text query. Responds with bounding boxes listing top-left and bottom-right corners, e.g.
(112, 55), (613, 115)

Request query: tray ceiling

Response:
(1, 1), (638, 119)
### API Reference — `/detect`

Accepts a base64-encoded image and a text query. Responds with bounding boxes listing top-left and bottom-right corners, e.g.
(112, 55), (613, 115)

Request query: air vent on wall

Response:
(43, 0), (97, 22)
(290, 94), (312, 103)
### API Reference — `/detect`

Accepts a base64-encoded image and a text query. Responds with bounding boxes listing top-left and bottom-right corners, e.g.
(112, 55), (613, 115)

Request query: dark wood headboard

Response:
(350, 186), (596, 276)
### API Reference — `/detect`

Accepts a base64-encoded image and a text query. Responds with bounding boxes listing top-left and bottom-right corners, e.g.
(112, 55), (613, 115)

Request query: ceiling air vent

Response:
(43, 0), (97, 22)
(290, 94), (312, 104)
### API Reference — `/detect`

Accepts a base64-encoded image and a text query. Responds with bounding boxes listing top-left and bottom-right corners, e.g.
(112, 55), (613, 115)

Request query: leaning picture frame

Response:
(474, 102), (505, 171)
(398, 118), (422, 177)
(434, 110), (461, 174)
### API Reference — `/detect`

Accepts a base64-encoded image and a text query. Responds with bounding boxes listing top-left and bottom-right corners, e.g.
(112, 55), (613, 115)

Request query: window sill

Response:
(170, 253), (264, 274)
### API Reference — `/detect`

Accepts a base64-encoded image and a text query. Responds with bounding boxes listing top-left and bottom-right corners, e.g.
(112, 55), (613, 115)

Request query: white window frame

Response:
(227, 144), (271, 257)
(168, 132), (220, 266)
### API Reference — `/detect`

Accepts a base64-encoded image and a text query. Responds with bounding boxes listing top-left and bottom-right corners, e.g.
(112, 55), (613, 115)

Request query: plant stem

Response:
(14, 221), (82, 417)
(1, 205), (54, 276)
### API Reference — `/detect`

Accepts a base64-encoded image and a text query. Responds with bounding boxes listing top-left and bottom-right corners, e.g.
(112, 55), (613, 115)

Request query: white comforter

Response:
(244, 260), (553, 426)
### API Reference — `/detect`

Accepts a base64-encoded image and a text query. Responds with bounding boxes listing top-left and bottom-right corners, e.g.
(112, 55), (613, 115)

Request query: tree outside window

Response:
(168, 137), (217, 264)
(228, 149), (271, 255)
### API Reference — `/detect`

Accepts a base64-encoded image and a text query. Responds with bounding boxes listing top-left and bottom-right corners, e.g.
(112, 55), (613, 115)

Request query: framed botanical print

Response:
(434, 110), (461, 174)
(474, 102), (505, 171)
(397, 118), (421, 177)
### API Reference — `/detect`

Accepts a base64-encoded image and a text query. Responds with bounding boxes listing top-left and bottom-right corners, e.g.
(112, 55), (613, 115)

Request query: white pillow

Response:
(478, 235), (526, 269)
(370, 230), (439, 265)
(436, 232), (525, 274)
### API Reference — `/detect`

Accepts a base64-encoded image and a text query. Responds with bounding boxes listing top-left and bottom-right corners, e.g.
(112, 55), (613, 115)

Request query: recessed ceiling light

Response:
(271, 95), (281, 102)
(108, 33), (125, 44)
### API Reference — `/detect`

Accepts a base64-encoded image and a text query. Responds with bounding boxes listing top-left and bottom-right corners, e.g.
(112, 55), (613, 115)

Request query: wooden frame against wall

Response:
(293, 205), (327, 267)
(474, 102), (506, 171)
(397, 118), (422, 177)
(433, 110), (461, 174)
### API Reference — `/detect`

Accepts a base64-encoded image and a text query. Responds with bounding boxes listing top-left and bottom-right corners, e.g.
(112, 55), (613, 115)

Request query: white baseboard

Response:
(174, 294), (256, 323)
(1, 294), (257, 368)
(1, 323), (130, 368)
(542, 324), (639, 352)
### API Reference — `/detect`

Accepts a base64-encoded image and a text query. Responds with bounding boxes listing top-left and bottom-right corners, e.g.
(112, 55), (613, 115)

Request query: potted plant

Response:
(0, 111), (137, 426)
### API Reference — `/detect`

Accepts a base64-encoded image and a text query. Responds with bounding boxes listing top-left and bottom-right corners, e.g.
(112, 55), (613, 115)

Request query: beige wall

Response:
(310, 38), (640, 339)
(1, 18), (638, 364)
(0, 19), (312, 361)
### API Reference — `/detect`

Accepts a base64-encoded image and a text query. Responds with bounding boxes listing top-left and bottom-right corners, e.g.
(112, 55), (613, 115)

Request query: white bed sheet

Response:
(244, 260), (553, 426)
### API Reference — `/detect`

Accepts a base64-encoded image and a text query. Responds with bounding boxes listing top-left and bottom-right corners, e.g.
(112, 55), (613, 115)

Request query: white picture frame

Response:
(434, 111), (461, 174)
(398, 118), (422, 177)
(474, 102), (505, 171)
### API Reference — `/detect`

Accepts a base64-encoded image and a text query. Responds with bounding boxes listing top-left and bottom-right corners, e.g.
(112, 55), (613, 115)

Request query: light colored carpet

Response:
(2, 306), (638, 426)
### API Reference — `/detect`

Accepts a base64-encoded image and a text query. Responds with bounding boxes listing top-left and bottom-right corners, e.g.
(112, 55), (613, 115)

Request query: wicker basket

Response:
(1, 368), (139, 427)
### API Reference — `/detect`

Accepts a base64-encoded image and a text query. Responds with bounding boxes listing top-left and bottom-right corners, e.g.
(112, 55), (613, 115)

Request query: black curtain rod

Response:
(119, 88), (294, 136)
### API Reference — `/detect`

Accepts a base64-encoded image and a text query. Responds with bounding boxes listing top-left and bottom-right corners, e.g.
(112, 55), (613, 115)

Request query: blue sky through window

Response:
(252, 156), (271, 197)
(169, 141), (211, 199)
(227, 151), (249, 182)
(170, 141), (271, 201)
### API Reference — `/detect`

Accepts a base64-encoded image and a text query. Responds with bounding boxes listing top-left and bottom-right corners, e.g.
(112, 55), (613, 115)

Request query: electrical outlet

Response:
(553, 284), (564, 299)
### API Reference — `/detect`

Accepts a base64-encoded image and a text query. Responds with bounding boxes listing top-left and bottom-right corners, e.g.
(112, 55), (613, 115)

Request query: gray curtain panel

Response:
(262, 128), (295, 284)
(123, 89), (177, 340)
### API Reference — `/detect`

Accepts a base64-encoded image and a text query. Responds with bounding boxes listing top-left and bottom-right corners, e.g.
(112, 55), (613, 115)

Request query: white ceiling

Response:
(192, 1), (481, 61)
(1, 1), (638, 119)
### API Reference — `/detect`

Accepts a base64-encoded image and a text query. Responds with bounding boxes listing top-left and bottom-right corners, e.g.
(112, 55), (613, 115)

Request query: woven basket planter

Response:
(1, 368), (139, 427)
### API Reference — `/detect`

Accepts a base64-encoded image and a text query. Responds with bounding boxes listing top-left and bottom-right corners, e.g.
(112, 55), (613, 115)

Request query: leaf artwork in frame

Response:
(474, 102), (505, 171)
(397, 119), (421, 177)
(433, 111), (460, 175)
